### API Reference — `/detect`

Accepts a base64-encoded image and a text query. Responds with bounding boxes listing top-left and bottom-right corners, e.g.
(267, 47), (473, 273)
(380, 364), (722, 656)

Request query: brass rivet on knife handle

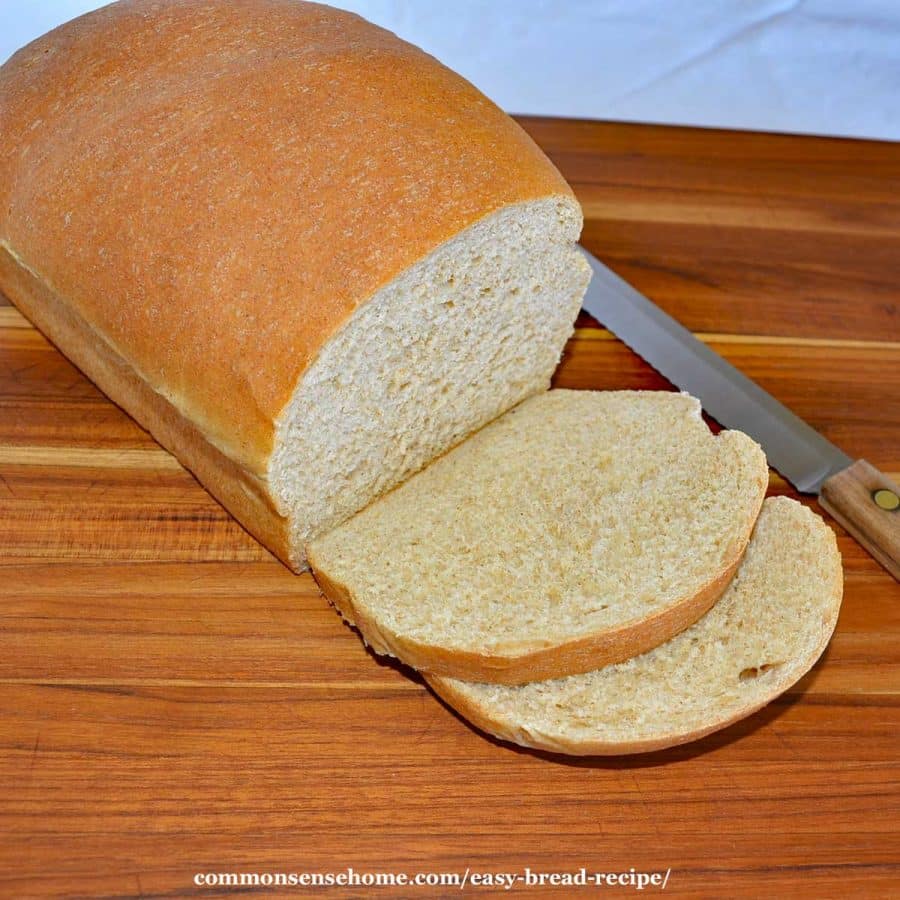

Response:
(873, 489), (900, 512)
(819, 460), (900, 582)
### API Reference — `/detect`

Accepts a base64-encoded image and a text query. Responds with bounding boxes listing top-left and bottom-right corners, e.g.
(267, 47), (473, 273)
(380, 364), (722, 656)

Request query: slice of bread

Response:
(308, 390), (768, 684)
(427, 497), (843, 755)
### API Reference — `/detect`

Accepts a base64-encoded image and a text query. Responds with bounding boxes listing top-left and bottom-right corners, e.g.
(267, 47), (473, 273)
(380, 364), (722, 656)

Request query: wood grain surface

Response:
(1, 117), (899, 898)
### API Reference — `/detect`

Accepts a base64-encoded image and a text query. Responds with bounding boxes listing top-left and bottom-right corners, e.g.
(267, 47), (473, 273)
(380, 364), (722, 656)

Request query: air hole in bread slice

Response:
(739, 662), (783, 681)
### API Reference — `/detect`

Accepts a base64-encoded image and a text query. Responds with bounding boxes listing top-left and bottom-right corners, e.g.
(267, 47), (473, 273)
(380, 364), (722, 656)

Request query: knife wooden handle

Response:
(819, 459), (900, 581)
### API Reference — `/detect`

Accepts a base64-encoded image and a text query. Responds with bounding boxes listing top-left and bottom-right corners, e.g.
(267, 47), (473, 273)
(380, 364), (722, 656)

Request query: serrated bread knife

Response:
(580, 248), (900, 581)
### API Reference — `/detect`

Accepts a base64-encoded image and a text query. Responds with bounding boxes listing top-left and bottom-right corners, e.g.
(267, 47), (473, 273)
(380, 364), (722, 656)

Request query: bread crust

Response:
(0, 244), (292, 563)
(0, 0), (572, 480)
(307, 481), (763, 684)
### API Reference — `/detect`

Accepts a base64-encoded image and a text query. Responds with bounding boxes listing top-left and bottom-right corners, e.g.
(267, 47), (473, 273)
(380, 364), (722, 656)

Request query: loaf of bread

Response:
(308, 390), (769, 683)
(0, 0), (590, 570)
(428, 497), (843, 754)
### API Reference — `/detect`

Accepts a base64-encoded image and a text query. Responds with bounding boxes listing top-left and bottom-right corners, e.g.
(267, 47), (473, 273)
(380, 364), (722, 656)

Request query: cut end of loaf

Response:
(271, 197), (590, 570)
(428, 497), (843, 756)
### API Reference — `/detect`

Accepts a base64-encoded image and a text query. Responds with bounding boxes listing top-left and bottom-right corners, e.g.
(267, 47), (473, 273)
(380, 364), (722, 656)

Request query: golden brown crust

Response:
(0, 244), (293, 567)
(0, 0), (572, 476)
(308, 535), (749, 684)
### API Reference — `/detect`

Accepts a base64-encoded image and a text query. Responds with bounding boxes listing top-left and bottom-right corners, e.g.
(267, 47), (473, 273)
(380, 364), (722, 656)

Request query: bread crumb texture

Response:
(273, 199), (589, 565)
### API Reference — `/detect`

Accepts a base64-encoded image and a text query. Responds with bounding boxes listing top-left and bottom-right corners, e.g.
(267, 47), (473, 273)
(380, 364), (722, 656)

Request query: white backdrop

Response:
(2, 0), (898, 140)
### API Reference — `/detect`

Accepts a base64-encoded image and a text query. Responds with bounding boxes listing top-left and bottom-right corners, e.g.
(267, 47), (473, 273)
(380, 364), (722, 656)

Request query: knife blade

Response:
(579, 247), (900, 580)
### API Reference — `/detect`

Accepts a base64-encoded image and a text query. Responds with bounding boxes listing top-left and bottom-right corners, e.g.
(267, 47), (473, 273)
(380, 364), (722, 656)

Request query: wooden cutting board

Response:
(1, 118), (898, 898)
